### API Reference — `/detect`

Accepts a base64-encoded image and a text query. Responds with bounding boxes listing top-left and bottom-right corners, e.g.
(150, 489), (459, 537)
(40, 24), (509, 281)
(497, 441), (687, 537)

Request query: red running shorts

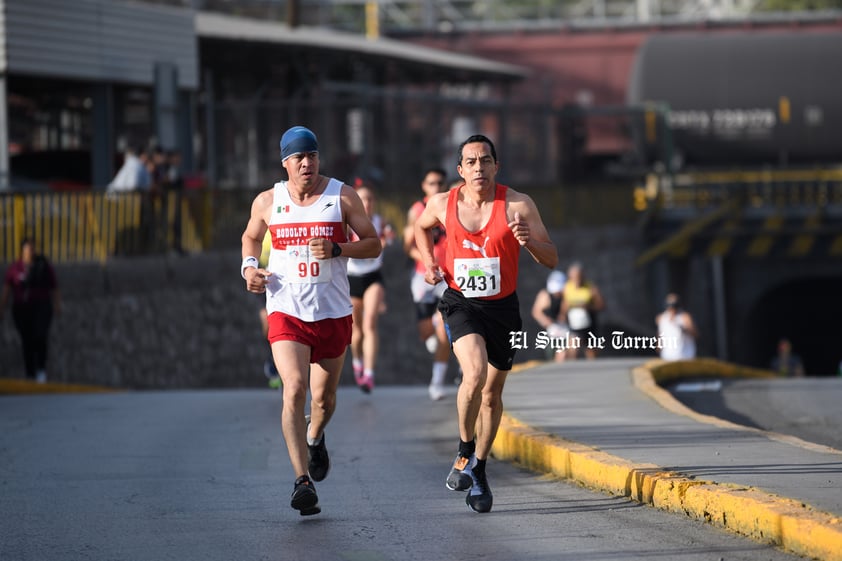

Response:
(267, 312), (352, 363)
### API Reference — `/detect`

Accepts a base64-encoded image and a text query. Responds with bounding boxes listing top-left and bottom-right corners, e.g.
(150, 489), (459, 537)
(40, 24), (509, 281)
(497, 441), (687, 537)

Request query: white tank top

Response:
(347, 214), (384, 276)
(265, 178), (352, 321)
(657, 312), (696, 360)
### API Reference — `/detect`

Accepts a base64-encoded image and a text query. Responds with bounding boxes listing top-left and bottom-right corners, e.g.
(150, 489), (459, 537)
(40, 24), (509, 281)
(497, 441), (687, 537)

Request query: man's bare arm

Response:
(413, 193), (448, 284)
(507, 192), (558, 269)
(241, 190), (272, 292)
(404, 205), (423, 261)
(310, 185), (381, 260)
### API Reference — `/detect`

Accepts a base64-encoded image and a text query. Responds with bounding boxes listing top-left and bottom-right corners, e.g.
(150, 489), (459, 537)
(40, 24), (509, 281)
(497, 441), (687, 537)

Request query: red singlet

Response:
(443, 184), (520, 300)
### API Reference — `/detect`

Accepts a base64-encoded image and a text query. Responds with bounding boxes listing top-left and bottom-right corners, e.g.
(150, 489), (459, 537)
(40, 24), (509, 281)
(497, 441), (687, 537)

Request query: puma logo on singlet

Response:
(462, 237), (490, 259)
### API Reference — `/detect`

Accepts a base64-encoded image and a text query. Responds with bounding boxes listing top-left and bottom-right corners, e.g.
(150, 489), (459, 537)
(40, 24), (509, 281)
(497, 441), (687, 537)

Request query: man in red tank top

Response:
(414, 134), (558, 513)
(403, 167), (451, 401)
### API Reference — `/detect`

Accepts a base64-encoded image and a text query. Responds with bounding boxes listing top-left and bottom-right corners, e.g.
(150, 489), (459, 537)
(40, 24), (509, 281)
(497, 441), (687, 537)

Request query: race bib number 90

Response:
(454, 257), (501, 298)
(286, 245), (331, 284)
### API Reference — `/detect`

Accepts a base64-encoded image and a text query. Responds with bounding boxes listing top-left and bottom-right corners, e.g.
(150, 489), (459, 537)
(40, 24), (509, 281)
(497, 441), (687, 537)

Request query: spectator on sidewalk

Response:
(0, 238), (61, 383)
(655, 293), (697, 361)
(107, 145), (151, 193)
(771, 338), (805, 378)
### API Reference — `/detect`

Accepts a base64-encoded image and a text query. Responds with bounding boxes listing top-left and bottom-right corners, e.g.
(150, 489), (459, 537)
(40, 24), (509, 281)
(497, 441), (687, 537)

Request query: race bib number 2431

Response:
(454, 257), (501, 298)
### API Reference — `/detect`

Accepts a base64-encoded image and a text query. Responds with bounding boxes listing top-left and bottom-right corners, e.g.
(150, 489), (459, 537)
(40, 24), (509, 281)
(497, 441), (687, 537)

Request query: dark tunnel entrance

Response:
(739, 276), (842, 376)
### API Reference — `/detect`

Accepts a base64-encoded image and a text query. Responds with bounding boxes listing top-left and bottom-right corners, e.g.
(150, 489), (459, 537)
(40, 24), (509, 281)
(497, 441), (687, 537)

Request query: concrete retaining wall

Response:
(0, 226), (648, 388)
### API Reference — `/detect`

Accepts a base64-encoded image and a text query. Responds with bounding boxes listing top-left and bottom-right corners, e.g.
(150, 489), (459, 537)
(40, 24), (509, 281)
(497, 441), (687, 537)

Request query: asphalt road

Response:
(669, 376), (842, 450)
(1, 387), (804, 561)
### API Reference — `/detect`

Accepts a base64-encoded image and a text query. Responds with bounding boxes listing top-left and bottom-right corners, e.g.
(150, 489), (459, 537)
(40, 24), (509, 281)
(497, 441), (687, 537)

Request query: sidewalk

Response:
(496, 358), (842, 561)
(0, 378), (115, 394)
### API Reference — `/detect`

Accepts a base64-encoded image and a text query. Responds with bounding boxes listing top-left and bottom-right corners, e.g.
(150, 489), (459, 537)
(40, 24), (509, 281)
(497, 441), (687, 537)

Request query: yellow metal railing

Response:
(636, 168), (842, 211)
(0, 191), (206, 264)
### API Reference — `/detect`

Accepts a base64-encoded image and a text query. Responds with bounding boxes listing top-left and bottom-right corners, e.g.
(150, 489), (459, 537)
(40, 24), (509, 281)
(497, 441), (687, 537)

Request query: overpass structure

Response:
(636, 170), (842, 376)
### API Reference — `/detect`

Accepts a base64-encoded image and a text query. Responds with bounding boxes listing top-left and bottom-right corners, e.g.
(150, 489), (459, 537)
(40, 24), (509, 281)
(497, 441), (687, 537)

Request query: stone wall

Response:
(0, 226), (649, 388)
(1, 252), (268, 388)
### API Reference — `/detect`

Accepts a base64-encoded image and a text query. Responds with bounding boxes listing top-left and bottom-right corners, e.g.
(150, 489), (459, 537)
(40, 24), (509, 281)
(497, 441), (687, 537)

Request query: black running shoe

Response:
(445, 453), (475, 491)
(307, 422), (330, 482)
(466, 467), (493, 513)
(290, 475), (321, 516)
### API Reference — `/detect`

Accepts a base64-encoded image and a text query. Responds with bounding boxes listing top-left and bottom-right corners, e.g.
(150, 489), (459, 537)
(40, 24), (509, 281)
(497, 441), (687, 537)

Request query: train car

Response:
(627, 32), (842, 169)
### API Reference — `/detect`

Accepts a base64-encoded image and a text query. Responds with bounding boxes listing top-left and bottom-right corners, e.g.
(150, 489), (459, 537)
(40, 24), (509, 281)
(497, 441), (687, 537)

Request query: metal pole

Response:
(287, 0), (300, 27)
(637, 0), (650, 21)
(365, 1), (379, 39)
(711, 255), (728, 360)
(91, 83), (114, 190)
(423, 0), (436, 31)
(204, 69), (217, 187)
(247, 107), (259, 188)
(0, 74), (9, 192)
(178, 90), (195, 173)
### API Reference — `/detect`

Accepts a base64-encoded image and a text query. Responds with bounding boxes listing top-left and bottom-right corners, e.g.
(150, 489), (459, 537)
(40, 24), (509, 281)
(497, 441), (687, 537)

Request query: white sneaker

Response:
(425, 335), (439, 354)
(428, 384), (445, 401)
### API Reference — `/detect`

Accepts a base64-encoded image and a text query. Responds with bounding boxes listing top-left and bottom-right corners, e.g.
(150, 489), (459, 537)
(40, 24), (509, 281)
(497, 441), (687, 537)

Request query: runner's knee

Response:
(282, 382), (307, 406)
(310, 389), (336, 414)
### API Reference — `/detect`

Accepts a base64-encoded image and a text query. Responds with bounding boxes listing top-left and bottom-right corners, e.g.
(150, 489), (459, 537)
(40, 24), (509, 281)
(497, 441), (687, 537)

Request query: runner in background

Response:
(404, 168), (452, 400)
(561, 262), (605, 360)
(347, 183), (390, 394)
(259, 230), (281, 388)
(531, 269), (568, 363)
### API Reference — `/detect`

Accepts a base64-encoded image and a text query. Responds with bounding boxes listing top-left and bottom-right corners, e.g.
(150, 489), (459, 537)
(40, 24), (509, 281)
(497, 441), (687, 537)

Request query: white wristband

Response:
(241, 256), (259, 280)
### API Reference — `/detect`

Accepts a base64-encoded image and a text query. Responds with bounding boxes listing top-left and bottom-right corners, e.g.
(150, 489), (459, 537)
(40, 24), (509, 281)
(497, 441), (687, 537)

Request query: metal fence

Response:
(202, 86), (561, 195)
(0, 191), (211, 264)
(0, 181), (644, 265)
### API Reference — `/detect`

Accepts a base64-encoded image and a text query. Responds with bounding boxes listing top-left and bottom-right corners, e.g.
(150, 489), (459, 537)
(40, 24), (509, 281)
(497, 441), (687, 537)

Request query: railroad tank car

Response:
(627, 32), (842, 168)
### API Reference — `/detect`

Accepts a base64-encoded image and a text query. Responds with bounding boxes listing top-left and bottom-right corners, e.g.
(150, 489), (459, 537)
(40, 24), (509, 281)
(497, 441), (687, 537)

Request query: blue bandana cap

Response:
(280, 126), (319, 161)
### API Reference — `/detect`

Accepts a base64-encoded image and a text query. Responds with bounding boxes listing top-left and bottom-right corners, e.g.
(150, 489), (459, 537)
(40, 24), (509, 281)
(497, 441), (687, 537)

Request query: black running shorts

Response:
(415, 301), (439, 321)
(348, 270), (384, 299)
(437, 287), (522, 371)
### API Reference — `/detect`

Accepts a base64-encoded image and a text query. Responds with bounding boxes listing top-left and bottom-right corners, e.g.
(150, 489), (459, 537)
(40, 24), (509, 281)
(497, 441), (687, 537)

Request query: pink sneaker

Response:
(353, 364), (365, 386)
(359, 374), (374, 394)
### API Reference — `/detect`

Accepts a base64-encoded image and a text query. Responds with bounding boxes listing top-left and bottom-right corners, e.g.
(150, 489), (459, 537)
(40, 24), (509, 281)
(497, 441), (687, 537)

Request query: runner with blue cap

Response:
(241, 125), (381, 516)
(280, 126), (319, 162)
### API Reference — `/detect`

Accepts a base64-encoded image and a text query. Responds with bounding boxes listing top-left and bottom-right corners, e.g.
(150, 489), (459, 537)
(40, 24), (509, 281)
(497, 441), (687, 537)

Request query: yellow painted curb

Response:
(0, 378), (116, 395)
(510, 359), (546, 374)
(642, 356), (778, 384)
(494, 415), (842, 561)
(493, 360), (842, 561)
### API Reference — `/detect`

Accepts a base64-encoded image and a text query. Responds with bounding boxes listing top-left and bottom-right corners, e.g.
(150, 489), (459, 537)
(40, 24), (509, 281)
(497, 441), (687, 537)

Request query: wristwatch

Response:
(331, 242), (342, 258)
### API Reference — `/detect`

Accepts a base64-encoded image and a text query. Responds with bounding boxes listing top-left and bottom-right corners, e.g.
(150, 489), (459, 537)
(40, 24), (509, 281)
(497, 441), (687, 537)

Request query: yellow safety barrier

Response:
(639, 168), (842, 212)
(0, 191), (206, 264)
